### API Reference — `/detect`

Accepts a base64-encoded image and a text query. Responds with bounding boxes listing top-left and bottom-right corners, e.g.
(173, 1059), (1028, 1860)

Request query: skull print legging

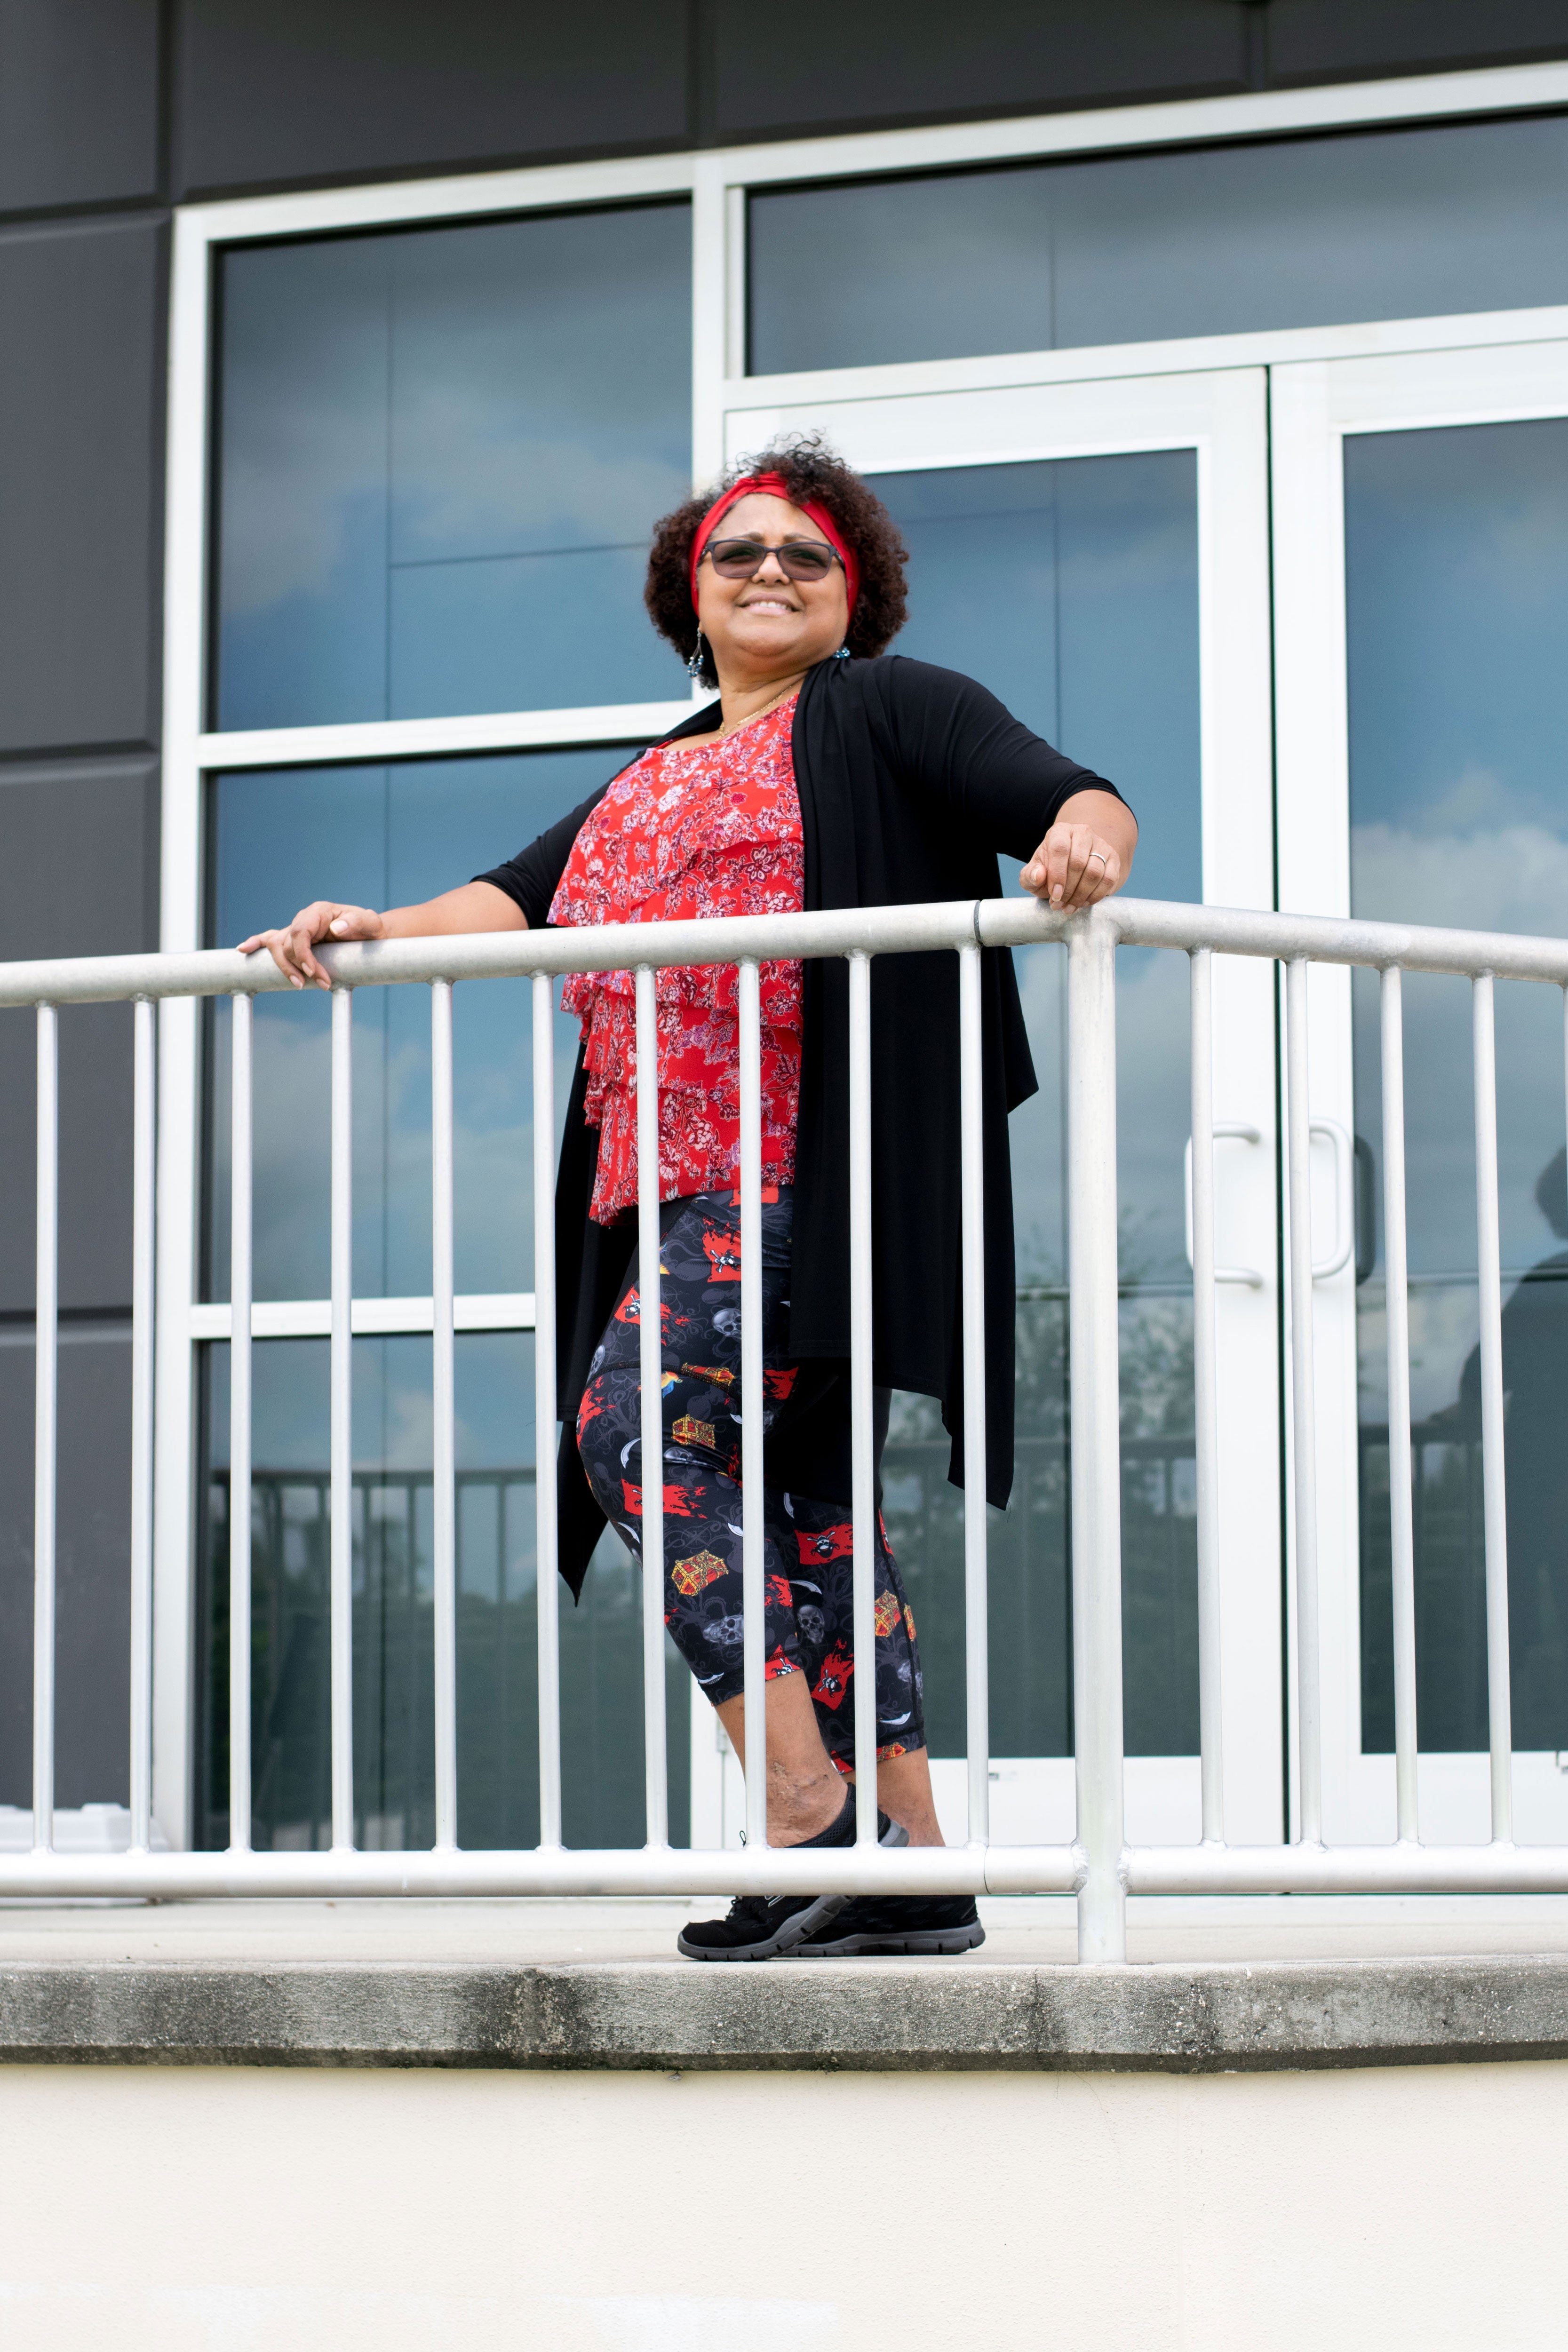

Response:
(574, 1187), (926, 1770)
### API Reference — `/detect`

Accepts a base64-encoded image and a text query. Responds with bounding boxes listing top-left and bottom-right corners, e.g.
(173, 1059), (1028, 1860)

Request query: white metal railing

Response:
(7, 894), (1568, 1958)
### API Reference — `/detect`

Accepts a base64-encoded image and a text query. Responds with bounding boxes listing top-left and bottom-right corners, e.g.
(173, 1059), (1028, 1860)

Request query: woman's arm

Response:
(879, 658), (1138, 910)
(239, 879), (524, 991)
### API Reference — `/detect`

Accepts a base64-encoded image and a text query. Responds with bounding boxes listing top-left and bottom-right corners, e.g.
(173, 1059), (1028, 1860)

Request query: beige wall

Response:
(1, 2060), (1564, 2348)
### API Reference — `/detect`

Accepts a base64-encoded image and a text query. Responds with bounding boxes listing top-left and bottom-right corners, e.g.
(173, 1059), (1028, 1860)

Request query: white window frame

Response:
(154, 54), (1568, 1845)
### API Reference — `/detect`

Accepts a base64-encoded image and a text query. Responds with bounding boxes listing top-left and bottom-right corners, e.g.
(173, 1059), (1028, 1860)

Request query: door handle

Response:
(1185, 1123), (1264, 1287)
(1308, 1116), (1354, 1280)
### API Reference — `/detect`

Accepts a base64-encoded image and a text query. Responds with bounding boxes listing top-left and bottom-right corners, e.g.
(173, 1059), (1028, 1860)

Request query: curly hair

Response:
(644, 432), (909, 688)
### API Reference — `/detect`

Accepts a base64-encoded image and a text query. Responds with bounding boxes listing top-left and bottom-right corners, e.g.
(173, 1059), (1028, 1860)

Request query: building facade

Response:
(6, 1), (1568, 1869)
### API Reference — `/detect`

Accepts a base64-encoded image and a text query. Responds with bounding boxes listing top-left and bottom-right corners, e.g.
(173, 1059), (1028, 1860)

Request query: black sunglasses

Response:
(699, 535), (844, 582)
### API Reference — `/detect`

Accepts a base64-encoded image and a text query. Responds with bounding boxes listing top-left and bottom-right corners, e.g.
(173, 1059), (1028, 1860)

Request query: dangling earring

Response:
(687, 628), (708, 683)
(832, 644), (851, 662)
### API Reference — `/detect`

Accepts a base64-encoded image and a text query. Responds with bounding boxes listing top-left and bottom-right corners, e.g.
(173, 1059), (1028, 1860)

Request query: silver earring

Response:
(687, 629), (708, 682)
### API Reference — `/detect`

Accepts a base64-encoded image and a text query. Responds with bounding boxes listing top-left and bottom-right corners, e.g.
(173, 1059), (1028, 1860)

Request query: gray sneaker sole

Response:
(677, 1817), (910, 1962)
(795, 1917), (987, 1957)
(677, 1887), (848, 1963)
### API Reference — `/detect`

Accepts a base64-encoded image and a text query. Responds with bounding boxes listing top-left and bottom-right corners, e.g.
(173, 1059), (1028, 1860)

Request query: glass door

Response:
(693, 368), (1281, 1851)
(1275, 339), (1568, 1844)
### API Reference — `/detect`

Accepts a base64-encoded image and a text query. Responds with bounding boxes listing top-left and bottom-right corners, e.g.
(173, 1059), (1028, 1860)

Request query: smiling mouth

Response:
(740, 596), (798, 614)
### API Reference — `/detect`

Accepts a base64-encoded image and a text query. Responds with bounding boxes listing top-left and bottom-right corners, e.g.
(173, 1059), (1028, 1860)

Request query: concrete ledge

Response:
(4, 1954), (1568, 2071)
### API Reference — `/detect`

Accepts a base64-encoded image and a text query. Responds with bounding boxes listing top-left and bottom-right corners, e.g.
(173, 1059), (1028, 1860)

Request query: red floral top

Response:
(548, 696), (804, 1224)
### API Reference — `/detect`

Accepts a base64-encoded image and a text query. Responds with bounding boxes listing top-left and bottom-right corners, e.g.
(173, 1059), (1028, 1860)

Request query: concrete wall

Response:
(1, 2058), (1565, 2347)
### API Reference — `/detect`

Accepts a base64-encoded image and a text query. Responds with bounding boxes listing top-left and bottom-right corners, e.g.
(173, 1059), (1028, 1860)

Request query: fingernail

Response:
(291, 975), (302, 989)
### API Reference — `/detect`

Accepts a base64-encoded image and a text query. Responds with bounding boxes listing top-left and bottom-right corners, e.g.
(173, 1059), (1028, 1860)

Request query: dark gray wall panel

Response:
(0, 0), (162, 215)
(1269, 0), (1568, 84)
(176, 0), (688, 195)
(0, 1331), (132, 1808)
(0, 758), (158, 1316)
(715, 0), (1249, 138)
(0, 220), (163, 755)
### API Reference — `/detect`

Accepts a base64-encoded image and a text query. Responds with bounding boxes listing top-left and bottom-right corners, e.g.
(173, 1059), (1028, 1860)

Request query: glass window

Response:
(196, 1334), (689, 1851)
(206, 746), (631, 1303)
(215, 203), (692, 730)
(871, 451), (1202, 1761)
(1347, 417), (1568, 1754)
(749, 114), (1568, 374)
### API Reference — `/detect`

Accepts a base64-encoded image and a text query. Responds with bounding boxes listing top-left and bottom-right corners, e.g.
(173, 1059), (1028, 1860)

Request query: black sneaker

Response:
(794, 1895), (985, 1956)
(677, 1795), (909, 1962)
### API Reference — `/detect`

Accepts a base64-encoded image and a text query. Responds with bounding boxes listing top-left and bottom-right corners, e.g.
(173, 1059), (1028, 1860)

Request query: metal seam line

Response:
(431, 978), (458, 1851)
(738, 959), (767, 1853)
(1067, 912), (1126, 1960)
(32, 1003), (58, 1854)
(1284, 957), (1322, 1846)
(1380, 966), (1419, 1842)
(957, 943), (990, 1845)
(635, 964), (668, 1848)
(128, 998), (156, 1854)
(329, 984), (354, 1851)
(228, 992), (253, 1854)
(532, 972), (562, 1848)
(1188, 948), (1225, 1843)
(849, 951), (878, 1845)
(1472, 971), (1513, 1843)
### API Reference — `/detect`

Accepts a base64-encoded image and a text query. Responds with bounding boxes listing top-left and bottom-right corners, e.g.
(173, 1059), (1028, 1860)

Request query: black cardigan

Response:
(478, 653), (1123, 1597)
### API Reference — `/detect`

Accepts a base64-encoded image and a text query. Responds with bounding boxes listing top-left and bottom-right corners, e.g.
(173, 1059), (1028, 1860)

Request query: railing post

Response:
(128, 997), (156, 1853)
(1473, 971), (1513, 1843)
(848, 950), (878, 1844)
(228, 992), (253, 1854)
(1067, 907), (1126, 1962)
(957, 940), (989, 1847)
(1381, 965), (1419, 1842)
(737, 958), (768, 1854)
(634, 963), (669, 1849)
(1188, 947), (1225, 1843)
(329, 982), (354, 1851)
(32, 1003), (58, 1854)
(1284, 956), (1323, 1845)
(430, 977), (457, 1852)
(532, 971), (562, 1849)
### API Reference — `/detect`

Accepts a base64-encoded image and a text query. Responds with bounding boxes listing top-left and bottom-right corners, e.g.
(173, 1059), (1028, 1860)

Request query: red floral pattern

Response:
(549, 696), (804, 1223)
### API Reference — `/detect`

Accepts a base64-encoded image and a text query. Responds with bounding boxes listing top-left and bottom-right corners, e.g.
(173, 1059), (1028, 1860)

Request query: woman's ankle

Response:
(769, 1775), (849, 1845)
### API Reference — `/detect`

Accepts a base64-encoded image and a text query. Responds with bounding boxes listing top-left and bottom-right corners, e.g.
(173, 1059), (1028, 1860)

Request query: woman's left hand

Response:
(1021, 819), (1124, 909)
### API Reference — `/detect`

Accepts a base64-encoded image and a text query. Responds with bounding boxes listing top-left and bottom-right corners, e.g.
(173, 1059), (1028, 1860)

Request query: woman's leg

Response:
(576, 1192), (848, 1846)
(714, 1675), (844, 1844)
(784, 1488), (944, 1845)
(848, 1748), (944, 1846)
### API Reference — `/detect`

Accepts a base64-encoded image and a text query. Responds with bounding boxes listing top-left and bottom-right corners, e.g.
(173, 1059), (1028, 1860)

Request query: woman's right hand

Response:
(237, 901), (386, 990)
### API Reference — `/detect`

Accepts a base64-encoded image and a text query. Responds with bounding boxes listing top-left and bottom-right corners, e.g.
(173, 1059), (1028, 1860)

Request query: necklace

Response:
(716, 679), (801, 740)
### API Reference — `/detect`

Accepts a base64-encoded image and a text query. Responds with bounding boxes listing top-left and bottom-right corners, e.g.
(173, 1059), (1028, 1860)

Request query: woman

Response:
(242, 437), (1136, 1961)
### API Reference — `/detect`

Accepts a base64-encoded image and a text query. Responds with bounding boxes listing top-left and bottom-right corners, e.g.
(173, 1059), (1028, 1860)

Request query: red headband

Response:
(689, 472), (859, 621)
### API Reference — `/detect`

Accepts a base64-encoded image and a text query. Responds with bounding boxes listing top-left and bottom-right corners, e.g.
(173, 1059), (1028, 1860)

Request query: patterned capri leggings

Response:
(575, 1187), (926, 1770)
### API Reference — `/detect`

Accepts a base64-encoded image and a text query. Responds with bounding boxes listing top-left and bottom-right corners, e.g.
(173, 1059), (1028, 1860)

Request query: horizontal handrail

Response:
(1101, 897), (1568, 978)
(6, 894), (1568, 1009)
(0, 1843), (1068, 1901)
(10, 1838), (1568, 1902)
